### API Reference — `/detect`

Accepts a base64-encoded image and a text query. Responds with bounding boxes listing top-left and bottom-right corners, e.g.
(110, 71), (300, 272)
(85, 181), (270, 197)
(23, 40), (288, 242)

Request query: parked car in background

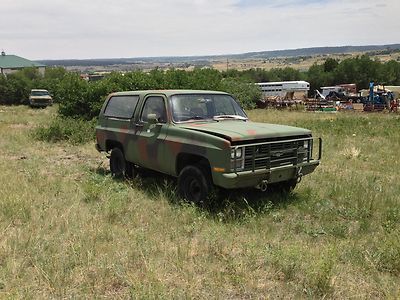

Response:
(29, 89), (53, 107)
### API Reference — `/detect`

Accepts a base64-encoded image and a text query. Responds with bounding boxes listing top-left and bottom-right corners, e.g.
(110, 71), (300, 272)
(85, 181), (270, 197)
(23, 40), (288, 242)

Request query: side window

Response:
(141, 96), (167, 123)
(104, 95), (139, 119)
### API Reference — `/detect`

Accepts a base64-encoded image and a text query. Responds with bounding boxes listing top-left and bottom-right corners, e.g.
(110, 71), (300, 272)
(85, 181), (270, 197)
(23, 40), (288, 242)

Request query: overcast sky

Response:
(1, 0), (399, 60)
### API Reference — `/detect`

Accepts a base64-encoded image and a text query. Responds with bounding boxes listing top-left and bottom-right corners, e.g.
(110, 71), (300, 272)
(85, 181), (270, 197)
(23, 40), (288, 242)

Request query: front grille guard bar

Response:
(231, 137), (322, 173)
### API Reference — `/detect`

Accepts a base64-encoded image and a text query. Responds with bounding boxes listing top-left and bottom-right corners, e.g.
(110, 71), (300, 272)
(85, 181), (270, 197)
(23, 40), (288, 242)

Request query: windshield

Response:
(31, 91), (49, 96)
(171, 94), (247, 122)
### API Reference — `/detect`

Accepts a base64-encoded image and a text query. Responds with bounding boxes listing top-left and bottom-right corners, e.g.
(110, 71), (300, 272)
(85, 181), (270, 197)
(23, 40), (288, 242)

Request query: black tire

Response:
(125, 161), (137, 179)
(274, 178), (297, 194)
(110, 147), (127, 178)
(178, 165), (211, 204)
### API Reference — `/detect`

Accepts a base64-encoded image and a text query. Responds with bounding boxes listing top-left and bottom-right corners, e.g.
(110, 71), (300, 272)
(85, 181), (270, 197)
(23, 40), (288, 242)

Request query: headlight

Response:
(302, 139), (313, 160)
(231, 147), (244, 172)
(231, 147), (243, 159)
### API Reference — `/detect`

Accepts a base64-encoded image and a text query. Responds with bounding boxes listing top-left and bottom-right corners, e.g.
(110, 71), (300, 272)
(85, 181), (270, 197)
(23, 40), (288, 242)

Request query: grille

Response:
(32, 99), (51, 104)
(242, 139), (310, 171)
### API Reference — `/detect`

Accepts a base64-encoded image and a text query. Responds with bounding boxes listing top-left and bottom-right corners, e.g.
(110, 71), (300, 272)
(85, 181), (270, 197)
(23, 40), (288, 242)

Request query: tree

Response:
(220, 78), (261, 109)
(324, 58), (339, 72)
(380, 60), (400, 85)
(306, 63), (334, 93)
(57, 73), (91, 119)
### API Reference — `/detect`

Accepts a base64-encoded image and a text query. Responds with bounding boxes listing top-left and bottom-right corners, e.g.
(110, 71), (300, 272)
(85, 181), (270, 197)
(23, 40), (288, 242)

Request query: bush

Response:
(55, 69), (260, 119)
(40, 67), (68, 103)
(0, 67), (66, 105)
(2, 56), (400, 108)
(220, 78), (261, 110)
(0, 71), (32, 105)
(34, 117), (96, 144)
(57, 73), (93, 120)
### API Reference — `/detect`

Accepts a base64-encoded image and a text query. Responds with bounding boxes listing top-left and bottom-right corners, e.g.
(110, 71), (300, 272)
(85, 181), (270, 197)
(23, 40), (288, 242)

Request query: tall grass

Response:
(33, 116), (96, 144)
(0, 105), (399, 298)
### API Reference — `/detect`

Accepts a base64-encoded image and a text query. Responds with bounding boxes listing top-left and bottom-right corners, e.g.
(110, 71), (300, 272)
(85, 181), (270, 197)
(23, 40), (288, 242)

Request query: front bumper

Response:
(214, 136), (322, 189)
(30, 100), (52, 107)
(213, 160), (320, 189)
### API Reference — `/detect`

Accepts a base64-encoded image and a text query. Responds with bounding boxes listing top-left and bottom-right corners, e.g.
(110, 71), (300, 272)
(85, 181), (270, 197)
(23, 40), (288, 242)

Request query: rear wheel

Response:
(178, 165), (211, 204)
(110, 147), (128, 178)
(125, 161), (137, 179)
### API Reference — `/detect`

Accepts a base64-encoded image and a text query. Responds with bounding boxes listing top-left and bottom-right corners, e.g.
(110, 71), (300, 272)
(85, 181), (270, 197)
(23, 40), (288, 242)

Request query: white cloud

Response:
(0, 0), (398, 59)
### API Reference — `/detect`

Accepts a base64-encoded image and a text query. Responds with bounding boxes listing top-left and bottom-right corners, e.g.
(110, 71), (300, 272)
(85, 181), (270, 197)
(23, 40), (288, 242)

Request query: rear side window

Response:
(104, 95), (139, 119)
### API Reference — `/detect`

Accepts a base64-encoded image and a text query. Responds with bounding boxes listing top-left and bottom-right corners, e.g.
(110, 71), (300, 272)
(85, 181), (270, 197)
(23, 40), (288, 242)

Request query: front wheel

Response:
(178, 165), (211, 204)
(273, 178), (297, 194)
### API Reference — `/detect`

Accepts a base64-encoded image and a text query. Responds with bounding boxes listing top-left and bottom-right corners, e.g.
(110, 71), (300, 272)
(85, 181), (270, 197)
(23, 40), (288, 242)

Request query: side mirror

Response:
(147, 113), (158, 124)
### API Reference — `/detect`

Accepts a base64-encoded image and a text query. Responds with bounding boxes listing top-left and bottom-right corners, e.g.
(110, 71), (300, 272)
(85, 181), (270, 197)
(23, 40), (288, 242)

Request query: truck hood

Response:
(178, 120), (311, 142)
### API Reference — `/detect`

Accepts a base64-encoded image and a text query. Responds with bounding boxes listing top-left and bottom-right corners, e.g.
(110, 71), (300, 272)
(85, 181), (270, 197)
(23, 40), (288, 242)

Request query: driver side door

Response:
(132, 95), (170, 172)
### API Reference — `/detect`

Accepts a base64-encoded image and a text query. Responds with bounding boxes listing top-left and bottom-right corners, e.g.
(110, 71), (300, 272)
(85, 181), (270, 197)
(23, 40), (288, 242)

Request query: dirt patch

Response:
(0, 154), (28, 161)
(45, 147), (108, 170)
(8, 123), (34, 130)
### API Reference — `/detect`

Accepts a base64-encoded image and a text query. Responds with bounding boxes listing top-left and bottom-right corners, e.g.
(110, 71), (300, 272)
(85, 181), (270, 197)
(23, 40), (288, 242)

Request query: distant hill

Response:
(229, 44), (400, 59)
(37, 44), (400, 67)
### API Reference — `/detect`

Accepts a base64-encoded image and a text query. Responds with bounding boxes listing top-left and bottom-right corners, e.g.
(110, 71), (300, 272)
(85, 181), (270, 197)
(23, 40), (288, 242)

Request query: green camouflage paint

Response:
(96, 90), (321, 189)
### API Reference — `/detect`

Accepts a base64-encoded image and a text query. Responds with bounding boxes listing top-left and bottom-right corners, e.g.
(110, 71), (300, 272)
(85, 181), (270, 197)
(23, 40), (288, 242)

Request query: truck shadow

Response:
(93, 166), (302, 222)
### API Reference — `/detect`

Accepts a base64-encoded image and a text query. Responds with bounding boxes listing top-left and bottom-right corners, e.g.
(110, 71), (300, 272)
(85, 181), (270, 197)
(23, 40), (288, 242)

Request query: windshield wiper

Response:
(179, 115), (206, 122)
(213, 115), (248, 121)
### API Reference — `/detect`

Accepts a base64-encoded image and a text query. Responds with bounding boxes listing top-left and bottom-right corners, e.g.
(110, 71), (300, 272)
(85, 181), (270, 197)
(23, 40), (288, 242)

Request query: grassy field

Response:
(0, 105), (399, 298)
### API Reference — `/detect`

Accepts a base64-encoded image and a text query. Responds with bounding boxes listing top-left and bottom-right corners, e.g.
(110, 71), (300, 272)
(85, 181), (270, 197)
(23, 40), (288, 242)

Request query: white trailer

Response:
(257, 81), (310, 98)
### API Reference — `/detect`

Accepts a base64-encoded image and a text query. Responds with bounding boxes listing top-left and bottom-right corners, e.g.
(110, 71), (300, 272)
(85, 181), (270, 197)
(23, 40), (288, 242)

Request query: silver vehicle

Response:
(29, 89), (53, 107)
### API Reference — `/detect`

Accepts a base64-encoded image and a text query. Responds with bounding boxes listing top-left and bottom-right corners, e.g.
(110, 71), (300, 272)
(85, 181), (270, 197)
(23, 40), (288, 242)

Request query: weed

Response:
(33, 116), (96, 144)
(0, 197), (32, 224)
(303, 253), (335, 297)
(369, 233), (400, 275)
(82, 177), (103, 203)
(382, 207), (400, 233)
(341, 146), (361, 159)
(269, 245), (302, 281)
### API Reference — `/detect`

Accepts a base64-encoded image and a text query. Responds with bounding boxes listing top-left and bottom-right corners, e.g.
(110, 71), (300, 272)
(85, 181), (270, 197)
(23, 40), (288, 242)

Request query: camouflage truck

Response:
(96, 90), (322, 203)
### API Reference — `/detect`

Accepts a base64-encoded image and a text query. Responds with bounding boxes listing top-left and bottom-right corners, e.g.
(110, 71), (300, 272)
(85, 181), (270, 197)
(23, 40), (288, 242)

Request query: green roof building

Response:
(0, 51), (46, 76)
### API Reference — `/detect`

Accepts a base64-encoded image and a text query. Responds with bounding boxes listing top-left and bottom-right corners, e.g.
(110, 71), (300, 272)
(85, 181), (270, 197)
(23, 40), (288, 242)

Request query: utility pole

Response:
(226, 58), (229, 72)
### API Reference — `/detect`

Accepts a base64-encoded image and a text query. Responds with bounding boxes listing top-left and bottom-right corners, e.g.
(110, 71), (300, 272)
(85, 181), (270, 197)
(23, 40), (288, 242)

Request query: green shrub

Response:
(2, 56), (400, 108)
(57, 73), (93, 120)
(0, 67), (43, 105)
(56, 69), (260, 119)
(220, 78), (261, 110)
(34, 117), (96, 144)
